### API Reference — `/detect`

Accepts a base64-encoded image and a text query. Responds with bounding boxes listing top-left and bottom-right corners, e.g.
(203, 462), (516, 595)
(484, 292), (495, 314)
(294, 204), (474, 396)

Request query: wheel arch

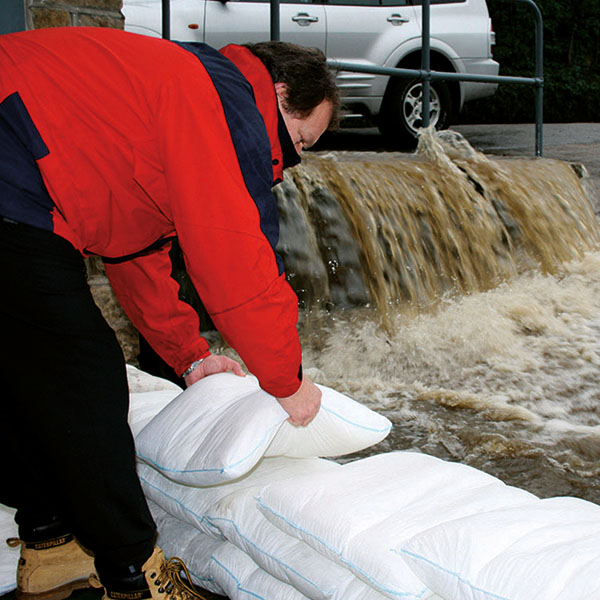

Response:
(383, 49), (461, 121)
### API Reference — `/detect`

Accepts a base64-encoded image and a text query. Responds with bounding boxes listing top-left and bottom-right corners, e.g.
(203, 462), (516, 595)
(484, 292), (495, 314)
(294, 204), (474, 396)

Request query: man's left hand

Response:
(184, 353), (245, 387)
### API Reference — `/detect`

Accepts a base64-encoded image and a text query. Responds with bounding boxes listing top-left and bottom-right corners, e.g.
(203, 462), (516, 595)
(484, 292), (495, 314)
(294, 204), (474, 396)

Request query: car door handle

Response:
(387, 13), (410, 25)
(292, 12), (319, 26)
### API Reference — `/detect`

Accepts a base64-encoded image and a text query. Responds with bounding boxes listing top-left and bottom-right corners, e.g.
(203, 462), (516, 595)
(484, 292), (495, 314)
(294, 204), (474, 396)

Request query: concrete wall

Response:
(26, 0), (124, 30)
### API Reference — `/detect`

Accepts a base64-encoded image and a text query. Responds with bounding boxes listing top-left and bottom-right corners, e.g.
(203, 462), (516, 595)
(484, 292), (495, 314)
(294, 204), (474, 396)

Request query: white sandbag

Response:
(136, 373), (391, 486)
(127, 365), (182, 436)
(147, 474), (444, 600)
(149, 501), (226, 596)
(129, 390), (181, 438)
(137, 374), (287, 486)
(138, 456), (341, 539)
(400, 496), (600, 600)
(210, 540), (307, 600)
(126, 364), (182, 393)
(0, 504), (18, 595)
(142, 457), (394, 600)
(257, 451), (537, 600)
(206, 490), (383, 600)
(150, 500), (307, 600)
(265, 384), (392, 458)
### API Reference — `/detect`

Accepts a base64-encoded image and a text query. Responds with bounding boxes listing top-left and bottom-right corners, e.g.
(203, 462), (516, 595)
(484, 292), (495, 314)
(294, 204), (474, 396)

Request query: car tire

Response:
(378, 77), (453, 148)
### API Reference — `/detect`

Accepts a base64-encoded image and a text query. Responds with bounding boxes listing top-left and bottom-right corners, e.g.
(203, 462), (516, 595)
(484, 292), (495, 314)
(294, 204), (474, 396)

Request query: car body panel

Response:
(411, 0), (493, 59)
(123, 0), (204, 39)
(204, 0), (326, 50)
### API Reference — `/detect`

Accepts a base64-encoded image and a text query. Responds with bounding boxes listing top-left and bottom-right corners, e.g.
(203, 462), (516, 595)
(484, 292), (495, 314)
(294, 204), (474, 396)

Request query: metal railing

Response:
(160, 0), (544, 156)
(272, 0), (544, 156)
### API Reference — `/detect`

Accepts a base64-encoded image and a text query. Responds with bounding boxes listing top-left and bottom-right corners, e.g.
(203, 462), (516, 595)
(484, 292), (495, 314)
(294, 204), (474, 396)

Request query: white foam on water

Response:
(301, 251), (600, 429)
(290, 252), (600, 499)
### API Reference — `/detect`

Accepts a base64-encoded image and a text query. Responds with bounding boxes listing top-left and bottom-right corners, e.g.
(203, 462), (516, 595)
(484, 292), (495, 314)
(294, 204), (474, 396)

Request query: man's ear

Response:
(274, 82), (289, 108)
(274, 82), (288, 97)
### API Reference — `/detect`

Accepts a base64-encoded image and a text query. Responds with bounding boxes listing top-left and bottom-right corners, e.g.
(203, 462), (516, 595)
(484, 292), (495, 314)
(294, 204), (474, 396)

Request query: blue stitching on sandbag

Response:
(257, 500), (430, 599)
(137, 452), (225, 474)
(135, 425), (275, 474)
(139, 475), (218, 533)
(210, 556), (266, 599)
(398, 549), (513, 600)
(321, 405), (392, 433)
(187, 566), (216, 584)
(206, 515), (334, 597)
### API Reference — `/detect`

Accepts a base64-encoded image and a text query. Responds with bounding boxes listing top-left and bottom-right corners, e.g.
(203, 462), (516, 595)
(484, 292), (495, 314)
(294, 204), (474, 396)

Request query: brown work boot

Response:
(7, 534), (96, 600)
(90, 547), (207, 600)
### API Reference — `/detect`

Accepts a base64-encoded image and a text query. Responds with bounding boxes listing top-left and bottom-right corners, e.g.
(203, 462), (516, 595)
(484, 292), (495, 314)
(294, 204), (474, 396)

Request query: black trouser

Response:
(0, 219), (156, 571)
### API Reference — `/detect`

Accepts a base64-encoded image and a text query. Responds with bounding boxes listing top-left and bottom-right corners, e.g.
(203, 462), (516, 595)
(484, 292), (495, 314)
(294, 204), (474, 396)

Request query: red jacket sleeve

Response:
(103, 242), (211, 376)
(154, 52), (302, 398)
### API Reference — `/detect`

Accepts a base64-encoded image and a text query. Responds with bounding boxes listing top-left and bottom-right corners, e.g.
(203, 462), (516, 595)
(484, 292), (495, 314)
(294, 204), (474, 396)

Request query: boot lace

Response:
(150, 556), (206, 600)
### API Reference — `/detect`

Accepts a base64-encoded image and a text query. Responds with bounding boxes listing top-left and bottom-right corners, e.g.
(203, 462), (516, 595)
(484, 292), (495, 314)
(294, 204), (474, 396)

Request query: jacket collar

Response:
(218, 44), (300, 184)
(277, 108), (301, 173)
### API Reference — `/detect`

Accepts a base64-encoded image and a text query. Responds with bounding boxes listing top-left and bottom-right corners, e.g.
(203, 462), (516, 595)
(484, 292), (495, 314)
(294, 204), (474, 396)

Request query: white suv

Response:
(122, 0), (498, 144)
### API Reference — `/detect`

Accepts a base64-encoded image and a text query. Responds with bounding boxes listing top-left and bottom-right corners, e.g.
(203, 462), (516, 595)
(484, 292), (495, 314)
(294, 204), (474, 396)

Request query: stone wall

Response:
(86, 257), (140, 367)
(26, 0), (124, 30)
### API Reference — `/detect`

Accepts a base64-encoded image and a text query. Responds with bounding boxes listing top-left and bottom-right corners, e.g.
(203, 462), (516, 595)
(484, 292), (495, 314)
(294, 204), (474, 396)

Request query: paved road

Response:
(454, 123), (600, 212)
(453, 123), (600, 178)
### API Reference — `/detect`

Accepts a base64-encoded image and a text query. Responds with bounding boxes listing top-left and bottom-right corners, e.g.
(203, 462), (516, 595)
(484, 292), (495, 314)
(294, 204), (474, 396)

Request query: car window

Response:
(409, 0), (466, 4)
(217, 0), (315, 3)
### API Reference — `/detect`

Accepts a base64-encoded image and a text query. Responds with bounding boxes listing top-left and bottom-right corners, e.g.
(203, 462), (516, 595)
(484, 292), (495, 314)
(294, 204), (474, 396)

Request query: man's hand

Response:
(184, 353), (245, 387)
(277, 376), (322, 427)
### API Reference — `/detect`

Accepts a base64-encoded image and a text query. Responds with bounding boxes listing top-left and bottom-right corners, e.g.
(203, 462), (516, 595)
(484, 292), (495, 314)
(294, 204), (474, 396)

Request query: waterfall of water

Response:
(276, 128), (600, 320)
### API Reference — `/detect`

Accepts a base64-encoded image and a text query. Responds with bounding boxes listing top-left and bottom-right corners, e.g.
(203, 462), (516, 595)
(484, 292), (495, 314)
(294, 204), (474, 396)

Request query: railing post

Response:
(501, 0), (544, 156)
(161, 0), (170, 40)
(270, 0), (281, 41)
(531, 0), (544, 157)
(421, 0), (431, 128)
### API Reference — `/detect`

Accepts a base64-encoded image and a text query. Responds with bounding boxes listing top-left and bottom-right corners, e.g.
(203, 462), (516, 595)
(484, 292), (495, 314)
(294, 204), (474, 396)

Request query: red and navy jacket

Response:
(0, 27), (304, 397)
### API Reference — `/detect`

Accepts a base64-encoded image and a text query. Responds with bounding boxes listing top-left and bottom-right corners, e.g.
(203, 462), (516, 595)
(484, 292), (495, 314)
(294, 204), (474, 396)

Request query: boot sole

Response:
(15, 578), (94, 600)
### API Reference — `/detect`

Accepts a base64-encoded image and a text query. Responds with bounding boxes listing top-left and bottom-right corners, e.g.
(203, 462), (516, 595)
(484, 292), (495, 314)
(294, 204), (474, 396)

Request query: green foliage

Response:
(460, 0), (600, 124)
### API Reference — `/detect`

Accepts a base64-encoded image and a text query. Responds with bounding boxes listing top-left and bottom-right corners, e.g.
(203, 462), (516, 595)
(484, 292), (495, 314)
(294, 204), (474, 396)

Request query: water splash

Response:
(298, 252), (600, 502)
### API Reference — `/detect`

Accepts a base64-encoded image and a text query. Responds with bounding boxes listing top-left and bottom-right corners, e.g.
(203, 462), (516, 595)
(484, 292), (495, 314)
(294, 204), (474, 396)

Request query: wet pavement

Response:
(453, 123), (600, 209)
(453, 123), (600, 174)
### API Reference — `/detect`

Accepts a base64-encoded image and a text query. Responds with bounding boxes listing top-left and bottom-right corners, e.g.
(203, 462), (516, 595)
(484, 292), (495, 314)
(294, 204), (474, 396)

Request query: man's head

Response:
(245, 41), (341, 153)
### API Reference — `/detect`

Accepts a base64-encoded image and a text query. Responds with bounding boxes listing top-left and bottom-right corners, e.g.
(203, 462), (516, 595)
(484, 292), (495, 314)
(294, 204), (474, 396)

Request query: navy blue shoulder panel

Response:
(176, 42), (284, 274)
(0, 92), (55, 230)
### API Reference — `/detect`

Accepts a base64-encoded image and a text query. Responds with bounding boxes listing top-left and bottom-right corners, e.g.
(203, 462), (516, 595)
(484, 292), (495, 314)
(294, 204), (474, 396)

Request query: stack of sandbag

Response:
(0, 505), (18, 595)
(2, 366), (599, 599)
(129, 367), (600, 600)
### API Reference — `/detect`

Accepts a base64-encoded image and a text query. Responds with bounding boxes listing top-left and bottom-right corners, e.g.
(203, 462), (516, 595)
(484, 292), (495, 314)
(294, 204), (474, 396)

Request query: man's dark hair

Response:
(245, 41), (341, 130)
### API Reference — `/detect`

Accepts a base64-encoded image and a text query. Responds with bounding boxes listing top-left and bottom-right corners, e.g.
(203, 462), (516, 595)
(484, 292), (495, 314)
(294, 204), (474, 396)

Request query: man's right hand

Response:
(277, 376), (322, 427)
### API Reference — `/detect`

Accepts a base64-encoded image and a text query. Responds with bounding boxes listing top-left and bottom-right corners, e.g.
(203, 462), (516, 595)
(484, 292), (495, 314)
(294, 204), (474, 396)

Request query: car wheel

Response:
(379, 78), (453, 148)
